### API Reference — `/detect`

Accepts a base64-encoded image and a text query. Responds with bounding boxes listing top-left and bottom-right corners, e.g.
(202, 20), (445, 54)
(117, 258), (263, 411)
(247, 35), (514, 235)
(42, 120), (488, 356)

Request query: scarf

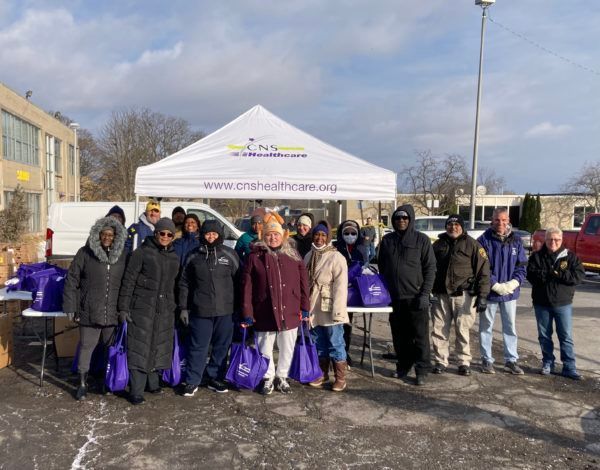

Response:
(307, 244), (337, 295)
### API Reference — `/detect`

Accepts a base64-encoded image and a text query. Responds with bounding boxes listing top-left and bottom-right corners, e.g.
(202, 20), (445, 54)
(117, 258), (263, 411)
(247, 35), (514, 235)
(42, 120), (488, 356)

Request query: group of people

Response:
(378, 205), (585, 386)
(62, 199), (585, 405)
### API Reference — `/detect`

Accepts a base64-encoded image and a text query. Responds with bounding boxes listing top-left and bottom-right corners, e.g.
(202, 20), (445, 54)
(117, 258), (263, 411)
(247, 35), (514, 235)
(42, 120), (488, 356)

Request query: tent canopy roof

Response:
(135, 105), (397, 201)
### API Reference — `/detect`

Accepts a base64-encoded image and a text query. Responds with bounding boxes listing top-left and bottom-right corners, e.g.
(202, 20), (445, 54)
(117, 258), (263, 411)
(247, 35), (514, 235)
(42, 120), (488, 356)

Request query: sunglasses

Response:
(396, 216), (410, 221)
(158, 231), (174, 238)
(343, 231), (358, 236)
(150, 209), (160, 213)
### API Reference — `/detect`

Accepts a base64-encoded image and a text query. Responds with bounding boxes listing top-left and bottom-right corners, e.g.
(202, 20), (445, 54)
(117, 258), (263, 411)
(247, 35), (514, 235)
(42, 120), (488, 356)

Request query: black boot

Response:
(76, 373), (88, 401)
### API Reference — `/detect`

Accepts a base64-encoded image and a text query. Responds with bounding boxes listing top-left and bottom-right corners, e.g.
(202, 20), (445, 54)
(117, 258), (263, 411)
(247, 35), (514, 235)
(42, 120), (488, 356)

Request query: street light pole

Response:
(69, 122), (80, 202)
(469, 0), (494, 230)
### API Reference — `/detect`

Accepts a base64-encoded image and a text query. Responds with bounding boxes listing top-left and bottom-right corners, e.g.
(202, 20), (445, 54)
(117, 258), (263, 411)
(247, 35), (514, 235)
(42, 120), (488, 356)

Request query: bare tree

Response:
(477, 166), (507, 195)
(401, 150), (469, 215)
(564, 162), (600, 212)
(97, 108), (204, 201)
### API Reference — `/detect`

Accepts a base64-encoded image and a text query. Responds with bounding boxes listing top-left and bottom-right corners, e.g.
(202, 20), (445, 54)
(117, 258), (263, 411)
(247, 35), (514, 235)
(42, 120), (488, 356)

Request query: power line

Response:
(488, 14), (600, 77)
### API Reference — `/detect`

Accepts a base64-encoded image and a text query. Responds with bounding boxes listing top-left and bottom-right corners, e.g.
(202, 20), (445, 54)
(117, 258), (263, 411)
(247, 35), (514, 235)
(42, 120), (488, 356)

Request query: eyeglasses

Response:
(158, 231), (174, 238)
(548, 238), (562, 243)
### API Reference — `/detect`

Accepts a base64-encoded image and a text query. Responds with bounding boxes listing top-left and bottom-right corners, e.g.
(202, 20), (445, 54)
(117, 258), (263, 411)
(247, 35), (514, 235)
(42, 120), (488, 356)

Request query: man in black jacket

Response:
(378, 204), (436, 385)
(526, 227), (585, 379)
(178, 220), (240, 395)
(431, 215), (490, 376)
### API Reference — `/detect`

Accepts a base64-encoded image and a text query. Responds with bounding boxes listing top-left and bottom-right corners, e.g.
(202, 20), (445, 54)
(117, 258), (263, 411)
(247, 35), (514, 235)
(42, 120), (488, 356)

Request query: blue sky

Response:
(1, 0), (599, 194)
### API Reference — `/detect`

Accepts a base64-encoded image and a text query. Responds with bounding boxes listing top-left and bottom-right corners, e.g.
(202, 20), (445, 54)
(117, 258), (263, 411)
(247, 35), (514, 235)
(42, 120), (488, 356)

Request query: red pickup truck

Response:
(532, 213), (600, 273)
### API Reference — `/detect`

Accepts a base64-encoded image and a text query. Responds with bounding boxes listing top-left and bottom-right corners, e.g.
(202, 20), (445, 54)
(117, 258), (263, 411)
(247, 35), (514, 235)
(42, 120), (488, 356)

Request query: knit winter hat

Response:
(298, 215), (312, 228)
(105, 205), (126, 225)
(154, 217), (176, 234)
(313, 223), (329, 235)
(250, 215), (263, 225)
(263, 213), (284, 237)
(340, 220), (359, 234)
(445, 214), (465, 231)
(171, 206), (186, 217)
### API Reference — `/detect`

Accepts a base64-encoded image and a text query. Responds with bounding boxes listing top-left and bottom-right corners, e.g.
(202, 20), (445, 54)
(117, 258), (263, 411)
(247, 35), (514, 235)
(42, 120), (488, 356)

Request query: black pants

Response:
(77, 325), (115, 374)
(129, 369), (161, 397)
(389, 298), (431, 376)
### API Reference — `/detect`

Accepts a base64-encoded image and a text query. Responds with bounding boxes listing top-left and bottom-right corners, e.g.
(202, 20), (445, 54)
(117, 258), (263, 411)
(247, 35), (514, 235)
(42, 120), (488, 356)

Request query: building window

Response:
(574, 206), (594, 228)
(1, 111), (40, 165)
(68, 144), (75, 175)
(3, 190), (41, 232)
(55, 138), (62, 175)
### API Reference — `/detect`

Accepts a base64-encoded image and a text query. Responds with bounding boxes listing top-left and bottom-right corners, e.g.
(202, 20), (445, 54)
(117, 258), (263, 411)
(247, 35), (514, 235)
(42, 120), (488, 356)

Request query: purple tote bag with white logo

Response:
(226, 327), (269, 390)
(105, 322), (129, 392)
(288, 321), (322, 383)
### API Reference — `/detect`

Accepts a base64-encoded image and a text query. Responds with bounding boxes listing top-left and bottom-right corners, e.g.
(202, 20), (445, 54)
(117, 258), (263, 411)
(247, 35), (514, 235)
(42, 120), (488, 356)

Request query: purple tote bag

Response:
(162, 329), (186, 387)
(105, 322), (129, 392)
(29, 267), (67, 312)
(6, 262), (54, 292)
(288, 321), (322, 384)
(225, 327), (269, 390)
(355, 268), (391, 308)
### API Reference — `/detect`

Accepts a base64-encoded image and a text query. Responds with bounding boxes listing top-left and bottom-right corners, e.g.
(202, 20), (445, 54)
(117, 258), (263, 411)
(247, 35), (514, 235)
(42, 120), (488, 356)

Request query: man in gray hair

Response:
(526, 227), (585, 379)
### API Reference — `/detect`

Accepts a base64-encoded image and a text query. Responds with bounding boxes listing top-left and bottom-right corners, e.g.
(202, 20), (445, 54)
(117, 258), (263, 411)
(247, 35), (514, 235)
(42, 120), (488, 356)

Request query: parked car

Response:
(46, 201), (242, 259)
(413, 216), (487, 242)
(532, 213), (600, 273)
(234, 217), (251, 232)
(512, 229), (532, 252)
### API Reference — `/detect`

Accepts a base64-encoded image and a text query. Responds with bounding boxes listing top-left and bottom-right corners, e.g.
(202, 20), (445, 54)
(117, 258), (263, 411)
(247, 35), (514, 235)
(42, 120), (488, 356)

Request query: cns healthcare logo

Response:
(228, 137), (308, 159)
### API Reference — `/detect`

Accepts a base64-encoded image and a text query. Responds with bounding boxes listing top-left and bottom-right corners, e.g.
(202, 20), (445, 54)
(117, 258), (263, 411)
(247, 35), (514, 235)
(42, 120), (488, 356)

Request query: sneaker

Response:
(504, 362), (525, 375)
(260, 380), (274, 395)
(458, 365), (471, 376)
(182, 384), (199, 397)
(481, 360), (496, 374)
(276, 377), (292, 394)
(540, 363), (554, 375)
(432, 364), (446, 374)
(562, 369), (582, 381)
(207, 379), (229, 394)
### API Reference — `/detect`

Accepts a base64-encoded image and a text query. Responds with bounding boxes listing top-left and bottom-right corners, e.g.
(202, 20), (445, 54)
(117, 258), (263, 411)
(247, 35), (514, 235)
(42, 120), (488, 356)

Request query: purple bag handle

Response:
(114, 322), (127, 351)
(298, 321), (314, 347)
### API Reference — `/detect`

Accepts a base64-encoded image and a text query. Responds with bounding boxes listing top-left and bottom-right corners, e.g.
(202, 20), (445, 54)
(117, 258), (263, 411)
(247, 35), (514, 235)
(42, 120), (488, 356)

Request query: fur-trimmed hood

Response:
(88, 216), (127, 264)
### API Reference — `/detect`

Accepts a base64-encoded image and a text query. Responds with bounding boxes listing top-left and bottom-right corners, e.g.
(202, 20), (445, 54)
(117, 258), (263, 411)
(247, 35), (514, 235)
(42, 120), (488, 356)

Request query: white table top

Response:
(22, 308), (66, 318)
(0, 287), (33, 301)
(347, 306), (393, 313)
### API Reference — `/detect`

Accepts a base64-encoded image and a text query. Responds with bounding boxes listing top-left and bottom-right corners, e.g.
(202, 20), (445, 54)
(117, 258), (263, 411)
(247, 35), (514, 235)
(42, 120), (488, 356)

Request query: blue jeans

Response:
(310, 324), (347, 362)
(534, 304), (576, 371)
(185, 314), (233, 386)
(479, 300), (518, 363)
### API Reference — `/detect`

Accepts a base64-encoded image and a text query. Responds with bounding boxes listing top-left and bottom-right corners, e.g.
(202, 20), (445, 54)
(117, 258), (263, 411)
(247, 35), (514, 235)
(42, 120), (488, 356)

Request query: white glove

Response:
(491, 283), (510, 296)
(505, 279), (520, 293)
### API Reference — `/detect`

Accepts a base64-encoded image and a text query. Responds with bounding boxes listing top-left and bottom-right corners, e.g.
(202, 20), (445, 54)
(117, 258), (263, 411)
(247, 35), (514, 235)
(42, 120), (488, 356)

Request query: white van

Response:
(46, 201), (242, 259)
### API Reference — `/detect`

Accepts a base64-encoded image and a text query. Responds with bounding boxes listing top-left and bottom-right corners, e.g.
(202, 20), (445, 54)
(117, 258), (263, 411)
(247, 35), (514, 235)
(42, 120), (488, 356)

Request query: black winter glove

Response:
(475, 297), (487, 314)
(118, 311), (131, 324)
(180, 310), (190, 327)
(415, 294), (430, 311)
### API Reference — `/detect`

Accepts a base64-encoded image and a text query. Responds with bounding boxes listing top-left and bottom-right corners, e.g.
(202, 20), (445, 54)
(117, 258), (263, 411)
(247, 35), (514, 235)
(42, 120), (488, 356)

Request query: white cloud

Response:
(524, 121), (573, 138)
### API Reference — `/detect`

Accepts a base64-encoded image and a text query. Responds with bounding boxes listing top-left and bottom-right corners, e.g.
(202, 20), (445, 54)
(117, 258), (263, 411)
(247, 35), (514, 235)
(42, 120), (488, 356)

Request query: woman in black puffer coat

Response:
(63, 216), (128, 400)
(117, 218), (180, 405)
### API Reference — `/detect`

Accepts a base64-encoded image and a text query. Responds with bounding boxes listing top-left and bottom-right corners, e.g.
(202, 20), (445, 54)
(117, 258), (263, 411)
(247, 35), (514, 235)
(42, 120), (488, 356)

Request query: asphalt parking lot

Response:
(0, 279), (599, 469)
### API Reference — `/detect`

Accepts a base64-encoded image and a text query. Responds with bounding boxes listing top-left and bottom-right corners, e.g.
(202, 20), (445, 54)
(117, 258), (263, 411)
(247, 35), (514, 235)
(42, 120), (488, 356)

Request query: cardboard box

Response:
(0, 351), (12, 369)
(54, 317), (80, 358)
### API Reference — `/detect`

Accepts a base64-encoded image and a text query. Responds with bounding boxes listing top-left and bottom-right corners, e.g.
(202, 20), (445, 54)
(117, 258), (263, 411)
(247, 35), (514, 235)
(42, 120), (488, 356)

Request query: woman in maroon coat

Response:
(241, 212), (310, 395)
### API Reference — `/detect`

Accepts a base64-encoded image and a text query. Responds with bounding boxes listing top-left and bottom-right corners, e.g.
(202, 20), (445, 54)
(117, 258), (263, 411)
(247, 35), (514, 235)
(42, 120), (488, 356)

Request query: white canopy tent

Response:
(134, 105), (397, 204)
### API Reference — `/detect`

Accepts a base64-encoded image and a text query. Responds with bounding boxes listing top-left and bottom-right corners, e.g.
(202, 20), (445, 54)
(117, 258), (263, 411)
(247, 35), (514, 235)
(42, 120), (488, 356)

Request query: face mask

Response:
(343, 234), (358, 245)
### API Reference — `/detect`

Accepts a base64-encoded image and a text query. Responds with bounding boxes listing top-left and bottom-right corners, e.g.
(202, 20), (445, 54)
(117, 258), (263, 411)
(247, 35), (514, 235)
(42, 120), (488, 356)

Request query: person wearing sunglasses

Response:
(378, 204), (436, 386)
(124, 200), (161, 253)
(334, 219), (369, 366)
(118, 218), (180, 405)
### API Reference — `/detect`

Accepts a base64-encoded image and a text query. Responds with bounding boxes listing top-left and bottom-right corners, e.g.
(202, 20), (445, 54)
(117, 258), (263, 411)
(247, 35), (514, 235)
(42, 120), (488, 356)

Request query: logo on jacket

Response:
(512, 247), (517, 256)
(218, 256), (230, 265)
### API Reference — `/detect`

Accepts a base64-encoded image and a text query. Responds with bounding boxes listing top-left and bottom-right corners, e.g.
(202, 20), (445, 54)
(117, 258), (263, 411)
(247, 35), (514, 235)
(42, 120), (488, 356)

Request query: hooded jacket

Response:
(526, 244), (585, 307)
(241, 241), (310, 332)
(173, 230), (200, 266)
(63, 217), (127, 326)
(378, 204), (436, 300)
(291, 212), (315, 259)
(178, 220), (240, 317)
(117, 235), (180, 372)
(124, 213), (156, 253)
(477, 227), (528, 302)
(432, 232), (490, 299)
(334, 220), (369, 266)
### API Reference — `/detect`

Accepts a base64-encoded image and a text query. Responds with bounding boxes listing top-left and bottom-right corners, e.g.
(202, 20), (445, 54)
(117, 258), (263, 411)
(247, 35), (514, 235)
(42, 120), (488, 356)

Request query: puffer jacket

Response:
(378, 204), (436, 300)
(173, 230), (200, 265)
(477, 228), (527, 302)
(178, 220), (240, 317)
(432, 232), (490, 299)
(63, 217), (127, 326)
(117, 235), (180, 372)
(241, 242), (310, 332)
(304, 247), (349, 326)
(527, 244), (585, 307)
